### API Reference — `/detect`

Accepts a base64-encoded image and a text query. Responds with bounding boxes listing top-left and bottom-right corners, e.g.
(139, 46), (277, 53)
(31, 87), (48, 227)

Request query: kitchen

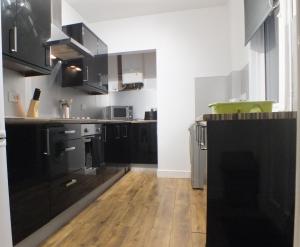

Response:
(0, 0), (300, 247)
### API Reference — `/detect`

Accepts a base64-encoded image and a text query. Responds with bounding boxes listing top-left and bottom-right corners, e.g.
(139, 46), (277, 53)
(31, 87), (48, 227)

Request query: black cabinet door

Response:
(15, 0), (51, 70)
(5, 124), (51, 245)
(62, 55), (108, 94)
(131, 123), (157, 164)
(104, 124), (131, 164)
(206, 120), (296, 247)
(50, 171), (94, 218)
(10, 183), (50, 245)
(2, 0), (17, 56)
(1, 0), (51, 75)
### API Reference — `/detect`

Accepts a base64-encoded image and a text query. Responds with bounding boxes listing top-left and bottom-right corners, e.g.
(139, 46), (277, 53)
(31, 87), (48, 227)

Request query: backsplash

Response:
(3, 57), (157, 119)
(3, 64), (105, 119)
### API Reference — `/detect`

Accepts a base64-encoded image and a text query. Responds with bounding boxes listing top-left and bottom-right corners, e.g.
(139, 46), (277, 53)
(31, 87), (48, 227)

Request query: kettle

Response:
(60, 99), (73, 119)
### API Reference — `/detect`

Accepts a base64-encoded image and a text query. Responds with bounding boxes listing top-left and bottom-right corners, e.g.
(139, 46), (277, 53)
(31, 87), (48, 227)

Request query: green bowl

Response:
(208, 101), (273, 114)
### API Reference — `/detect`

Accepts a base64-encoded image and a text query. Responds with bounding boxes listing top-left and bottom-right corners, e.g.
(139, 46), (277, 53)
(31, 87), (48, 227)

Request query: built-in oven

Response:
(103, 106), (133, 120)
(81, 124), (105, 171)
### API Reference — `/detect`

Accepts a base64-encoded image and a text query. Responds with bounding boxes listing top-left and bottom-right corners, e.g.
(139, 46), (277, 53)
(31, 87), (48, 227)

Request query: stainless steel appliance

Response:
(81, 124), (105, 172)
(103, 106), (133, 120)
(189, 121), (207, 189)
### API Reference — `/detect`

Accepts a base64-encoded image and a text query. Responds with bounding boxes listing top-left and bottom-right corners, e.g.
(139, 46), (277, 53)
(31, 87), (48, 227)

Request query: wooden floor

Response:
(40, 171), (207, 247)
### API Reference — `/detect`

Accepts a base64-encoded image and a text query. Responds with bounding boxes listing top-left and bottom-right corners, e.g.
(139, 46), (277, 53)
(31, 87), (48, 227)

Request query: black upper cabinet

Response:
(2, 0), (51, 76)
(61, 23), (108, 94)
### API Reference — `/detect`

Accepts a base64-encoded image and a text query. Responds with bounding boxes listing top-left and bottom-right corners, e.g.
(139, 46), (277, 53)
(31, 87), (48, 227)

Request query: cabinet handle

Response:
(103, 126), (107, 142)
(115, 126), (121, 139)
(9, 26), (18, 53)
(64, 130), (76, 134)
(65, 147), (76, 152)
(65, 179), (77, 188)
(84, 66), (89, 82)
(123, 126), (128, 138)
(45, 47), (51, 67)
(43, 129), (51, 156)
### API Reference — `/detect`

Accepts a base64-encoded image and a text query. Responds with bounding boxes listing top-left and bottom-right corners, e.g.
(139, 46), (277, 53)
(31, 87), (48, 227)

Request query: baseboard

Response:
(157, 169), (191, 178)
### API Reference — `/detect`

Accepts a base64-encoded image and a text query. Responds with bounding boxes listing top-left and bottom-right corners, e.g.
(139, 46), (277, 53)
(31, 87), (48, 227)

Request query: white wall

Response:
(90, 6), (231, 177)
(228, 0), (249, 71)
(61, 0), (84, 25)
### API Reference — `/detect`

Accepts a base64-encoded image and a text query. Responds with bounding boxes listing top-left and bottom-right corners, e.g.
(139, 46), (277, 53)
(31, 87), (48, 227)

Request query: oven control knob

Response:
(96, 128), (101, 133)
(84, 128), (88, 133)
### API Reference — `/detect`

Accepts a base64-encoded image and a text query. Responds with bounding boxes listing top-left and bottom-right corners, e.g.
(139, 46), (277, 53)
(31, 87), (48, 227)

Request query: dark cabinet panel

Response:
(50, 171), (92, 217)
(2, 0), (17, 57)
(2, 0), (51, 76)
(5, 124), (50, 245)
(104, 124), (131, 164)
(206, 120), (296, 247)
(130, 123), (157, 164)
(10, 183), (50, 245)
(61, 54), (108, 94)
(61, 23), (108, 94)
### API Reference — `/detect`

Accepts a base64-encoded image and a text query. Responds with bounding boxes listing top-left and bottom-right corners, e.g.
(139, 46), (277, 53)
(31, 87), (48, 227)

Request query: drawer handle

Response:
(64, 130), (76, 134)
(65, 147), (76, 152)
(65, 179), (77, 188)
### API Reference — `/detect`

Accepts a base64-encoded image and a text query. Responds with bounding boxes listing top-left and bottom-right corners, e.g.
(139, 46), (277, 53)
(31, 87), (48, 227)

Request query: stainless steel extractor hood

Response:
(46, 0), (93, 60)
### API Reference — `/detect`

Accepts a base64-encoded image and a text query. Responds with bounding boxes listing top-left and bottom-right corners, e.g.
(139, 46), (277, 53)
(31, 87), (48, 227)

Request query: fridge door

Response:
(0, 8), (13, 246)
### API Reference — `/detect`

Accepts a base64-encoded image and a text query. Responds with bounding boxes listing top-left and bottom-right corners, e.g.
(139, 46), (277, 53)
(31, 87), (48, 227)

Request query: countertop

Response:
(5, 117), (157, 125)
(200, 111), (297, 121)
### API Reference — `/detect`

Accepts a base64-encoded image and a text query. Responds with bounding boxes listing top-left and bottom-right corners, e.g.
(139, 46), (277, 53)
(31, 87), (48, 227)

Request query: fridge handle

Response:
(200, 126), (207, 150)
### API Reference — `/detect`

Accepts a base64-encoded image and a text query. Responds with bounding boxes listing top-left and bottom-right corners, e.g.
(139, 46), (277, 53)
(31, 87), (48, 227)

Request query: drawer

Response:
(47, 138), (85, 180)
(50, 171), (94, 217)
(49, 124), (81, 141)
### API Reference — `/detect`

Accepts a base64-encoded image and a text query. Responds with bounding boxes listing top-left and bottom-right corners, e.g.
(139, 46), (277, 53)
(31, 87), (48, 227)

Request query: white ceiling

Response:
(65, 0), (228, 23)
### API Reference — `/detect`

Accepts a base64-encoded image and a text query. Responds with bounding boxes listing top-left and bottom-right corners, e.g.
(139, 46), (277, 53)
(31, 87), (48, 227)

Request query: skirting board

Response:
(15, 169), (126, 247)
(157, 169), (191, 178)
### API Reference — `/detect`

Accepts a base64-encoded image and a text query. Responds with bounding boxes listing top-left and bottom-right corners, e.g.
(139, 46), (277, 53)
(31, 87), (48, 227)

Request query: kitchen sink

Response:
(208, 101), (273, 114)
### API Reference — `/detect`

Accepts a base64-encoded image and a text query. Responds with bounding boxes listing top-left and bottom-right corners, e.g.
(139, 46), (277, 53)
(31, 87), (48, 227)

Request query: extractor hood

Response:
(46, 0), (93, 60)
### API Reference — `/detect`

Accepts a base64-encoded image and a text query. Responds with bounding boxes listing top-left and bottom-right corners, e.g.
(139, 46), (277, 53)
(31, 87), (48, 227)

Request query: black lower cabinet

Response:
(206, 119), (296, 247)
(130, 123), (157, 164)
(104, 123), (131, 164)
(50, 171), (92, 217)
(6, 124), (50, 245)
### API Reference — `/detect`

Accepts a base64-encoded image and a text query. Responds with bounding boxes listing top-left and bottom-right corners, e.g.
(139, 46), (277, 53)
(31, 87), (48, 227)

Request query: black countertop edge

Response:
(202, 111), (297, 121)
(5, 117), (157, 125)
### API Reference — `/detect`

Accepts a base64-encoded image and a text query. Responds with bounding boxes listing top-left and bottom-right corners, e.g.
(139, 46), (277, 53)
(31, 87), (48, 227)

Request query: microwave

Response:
(103, 106), (133, 120)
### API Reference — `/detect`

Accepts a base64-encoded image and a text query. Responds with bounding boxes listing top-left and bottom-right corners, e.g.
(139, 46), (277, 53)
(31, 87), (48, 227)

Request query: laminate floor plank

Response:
(40, 171), (206, 247)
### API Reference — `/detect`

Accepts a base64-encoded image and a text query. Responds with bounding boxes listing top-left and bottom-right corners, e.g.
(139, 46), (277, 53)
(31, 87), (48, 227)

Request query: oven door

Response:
(83, 135), (104, 168)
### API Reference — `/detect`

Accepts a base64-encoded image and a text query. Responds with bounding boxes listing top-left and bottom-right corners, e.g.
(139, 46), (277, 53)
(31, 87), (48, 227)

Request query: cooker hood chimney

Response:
(46, 0), (93, 60)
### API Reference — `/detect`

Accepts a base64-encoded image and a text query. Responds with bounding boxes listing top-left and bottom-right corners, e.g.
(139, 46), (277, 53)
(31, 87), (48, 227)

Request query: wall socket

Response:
(8, 92), (19, 103)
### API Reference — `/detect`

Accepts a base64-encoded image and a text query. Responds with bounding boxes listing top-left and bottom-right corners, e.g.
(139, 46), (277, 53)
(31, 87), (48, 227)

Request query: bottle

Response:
(27, 88), (41, 118)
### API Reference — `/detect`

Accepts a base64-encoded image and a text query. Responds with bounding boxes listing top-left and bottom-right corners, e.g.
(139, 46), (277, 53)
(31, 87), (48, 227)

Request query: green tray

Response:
(208, 101), (273, 114)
